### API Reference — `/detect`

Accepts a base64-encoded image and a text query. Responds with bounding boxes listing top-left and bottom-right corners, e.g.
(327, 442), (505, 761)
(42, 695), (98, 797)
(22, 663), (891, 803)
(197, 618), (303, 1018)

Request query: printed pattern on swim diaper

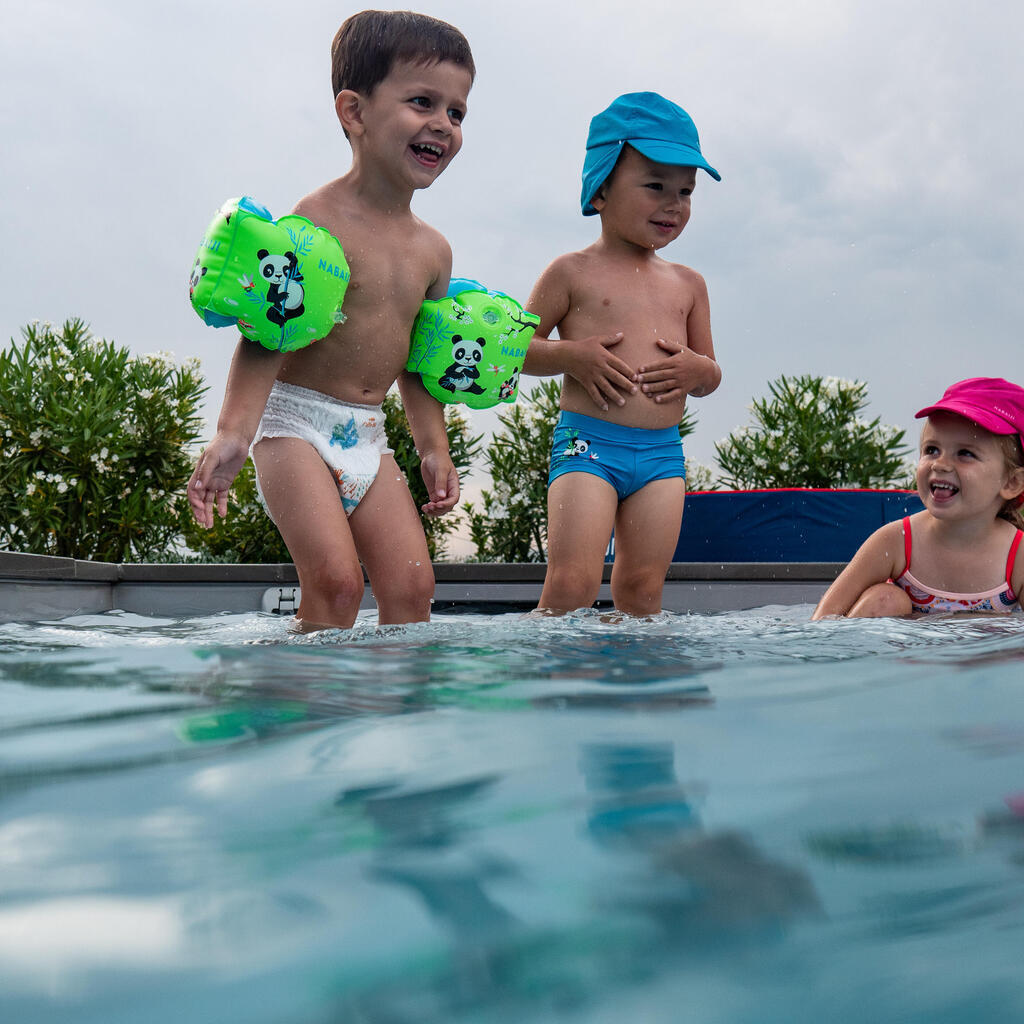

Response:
(254, 383), (390, 517)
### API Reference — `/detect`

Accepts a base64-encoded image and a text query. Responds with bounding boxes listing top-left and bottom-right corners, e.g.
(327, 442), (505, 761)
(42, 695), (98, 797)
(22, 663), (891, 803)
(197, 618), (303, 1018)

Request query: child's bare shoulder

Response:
(290, 179), (344, 223)
(665, 259), (709, 293)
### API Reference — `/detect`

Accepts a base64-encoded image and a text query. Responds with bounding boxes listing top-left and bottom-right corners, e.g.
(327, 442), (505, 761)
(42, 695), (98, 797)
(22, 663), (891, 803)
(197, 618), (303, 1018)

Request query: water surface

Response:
(2, 606), (1023, 1023)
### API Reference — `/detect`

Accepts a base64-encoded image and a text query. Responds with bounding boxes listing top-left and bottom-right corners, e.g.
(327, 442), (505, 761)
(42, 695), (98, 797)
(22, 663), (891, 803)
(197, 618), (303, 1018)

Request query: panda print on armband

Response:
(439, 335), (487, 396)
(257, 249), (305, 327)
(188, 257), (207, 298)
(499, 367), (520, 400)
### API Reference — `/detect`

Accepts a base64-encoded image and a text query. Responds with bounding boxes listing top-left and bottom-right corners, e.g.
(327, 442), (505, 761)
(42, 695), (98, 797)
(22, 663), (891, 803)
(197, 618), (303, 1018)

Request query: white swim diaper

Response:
(253, 380), (392, 515)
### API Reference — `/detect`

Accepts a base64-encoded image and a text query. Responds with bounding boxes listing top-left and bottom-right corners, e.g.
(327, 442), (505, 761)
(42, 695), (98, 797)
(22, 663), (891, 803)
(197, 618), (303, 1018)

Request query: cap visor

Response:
(630, 139), (721, 180)
(915, 401), (1016, 435)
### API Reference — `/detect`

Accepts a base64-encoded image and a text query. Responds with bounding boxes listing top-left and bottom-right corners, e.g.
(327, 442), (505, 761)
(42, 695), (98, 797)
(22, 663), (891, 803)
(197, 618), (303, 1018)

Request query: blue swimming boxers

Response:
(548, 410), (686, 500)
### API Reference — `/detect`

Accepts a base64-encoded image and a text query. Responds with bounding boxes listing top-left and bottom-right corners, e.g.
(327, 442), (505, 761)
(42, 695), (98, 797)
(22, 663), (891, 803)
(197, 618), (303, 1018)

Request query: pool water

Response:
(2, 606), (1024, 1023)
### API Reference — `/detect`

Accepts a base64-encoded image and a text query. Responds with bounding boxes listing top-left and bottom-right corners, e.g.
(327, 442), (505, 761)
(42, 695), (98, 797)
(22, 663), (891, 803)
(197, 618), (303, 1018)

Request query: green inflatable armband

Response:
(407, 278), (540, 409)
(188, 196), (350, 352)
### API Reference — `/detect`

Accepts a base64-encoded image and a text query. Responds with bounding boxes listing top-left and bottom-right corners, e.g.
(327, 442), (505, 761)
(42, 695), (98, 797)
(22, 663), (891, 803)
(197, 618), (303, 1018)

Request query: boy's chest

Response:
(569, 277), (693, 349)
(341, 237), (435, 317)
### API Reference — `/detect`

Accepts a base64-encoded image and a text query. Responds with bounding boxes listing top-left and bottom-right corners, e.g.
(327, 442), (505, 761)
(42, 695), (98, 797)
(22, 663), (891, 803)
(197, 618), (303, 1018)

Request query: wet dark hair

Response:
(996, 432), (1024, 528)
(331, 10), (475, 99)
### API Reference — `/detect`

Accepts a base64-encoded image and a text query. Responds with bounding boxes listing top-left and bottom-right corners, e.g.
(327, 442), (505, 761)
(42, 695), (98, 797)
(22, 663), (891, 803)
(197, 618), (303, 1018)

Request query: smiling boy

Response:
(188, 11), (474, 631)
(523, 93), (722, 615)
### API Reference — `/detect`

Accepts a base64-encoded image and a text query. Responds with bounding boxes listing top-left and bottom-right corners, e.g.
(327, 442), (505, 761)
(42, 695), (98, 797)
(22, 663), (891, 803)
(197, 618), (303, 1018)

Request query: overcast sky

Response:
(3, 0), (1023, 510)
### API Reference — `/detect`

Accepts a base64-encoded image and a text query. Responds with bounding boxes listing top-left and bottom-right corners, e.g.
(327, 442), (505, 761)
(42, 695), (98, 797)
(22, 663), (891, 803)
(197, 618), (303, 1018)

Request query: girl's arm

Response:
(1011, 527), (1024, 603)
(811, 520), (905, 620)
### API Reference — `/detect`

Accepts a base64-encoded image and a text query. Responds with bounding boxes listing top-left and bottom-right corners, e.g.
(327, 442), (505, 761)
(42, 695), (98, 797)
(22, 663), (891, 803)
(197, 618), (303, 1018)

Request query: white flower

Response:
(60, 445), (70, 454)
(57, 482), (68, 493)
(99, 447), (109, 459)
(26, 483), (36, 496)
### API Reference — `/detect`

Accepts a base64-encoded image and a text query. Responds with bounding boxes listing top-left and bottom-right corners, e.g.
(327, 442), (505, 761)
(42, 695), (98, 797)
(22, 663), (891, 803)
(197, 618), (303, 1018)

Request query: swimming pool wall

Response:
(0, 551), (841, 622)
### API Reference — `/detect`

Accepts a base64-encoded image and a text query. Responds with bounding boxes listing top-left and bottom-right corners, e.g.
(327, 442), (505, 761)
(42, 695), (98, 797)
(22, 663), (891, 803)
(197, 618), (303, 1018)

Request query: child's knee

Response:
(372, 560), (435, 615)
(610, 565), (665, 611)
(542, 563), (602, 610)
(849, 582), (913, 618)
(308, 561), (366, 615)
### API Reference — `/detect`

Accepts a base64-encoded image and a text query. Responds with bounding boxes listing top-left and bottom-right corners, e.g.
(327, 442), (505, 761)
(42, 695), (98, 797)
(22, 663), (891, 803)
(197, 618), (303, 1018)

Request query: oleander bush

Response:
(0, 318), (206, 562)
(466, 380), (697, 562)
(181, 391), (481, 563)
(714, 374), (909, 489)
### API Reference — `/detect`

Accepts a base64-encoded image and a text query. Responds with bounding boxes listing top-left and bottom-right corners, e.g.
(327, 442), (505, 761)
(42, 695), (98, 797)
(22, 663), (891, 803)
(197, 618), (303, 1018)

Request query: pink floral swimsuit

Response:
(894, 516), (1023, 614)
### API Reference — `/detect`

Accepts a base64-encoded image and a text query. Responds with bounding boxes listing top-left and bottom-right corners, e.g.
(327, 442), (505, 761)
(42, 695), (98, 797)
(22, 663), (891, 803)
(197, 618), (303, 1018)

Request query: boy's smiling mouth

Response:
(411, 142), (445, 167)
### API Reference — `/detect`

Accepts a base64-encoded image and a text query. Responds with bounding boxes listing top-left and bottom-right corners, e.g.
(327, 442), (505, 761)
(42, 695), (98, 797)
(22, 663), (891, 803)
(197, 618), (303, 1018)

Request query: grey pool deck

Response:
(0, 551), (842, 622)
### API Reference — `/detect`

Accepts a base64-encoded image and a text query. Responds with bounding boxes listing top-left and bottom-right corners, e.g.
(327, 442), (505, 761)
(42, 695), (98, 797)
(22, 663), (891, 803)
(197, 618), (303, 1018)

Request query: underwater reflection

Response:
(581, 742), (821, 945)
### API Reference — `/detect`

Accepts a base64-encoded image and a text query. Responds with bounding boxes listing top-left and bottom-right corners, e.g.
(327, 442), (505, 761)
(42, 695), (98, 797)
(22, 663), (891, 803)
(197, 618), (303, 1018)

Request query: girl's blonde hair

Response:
(997, 432), (1024, 529)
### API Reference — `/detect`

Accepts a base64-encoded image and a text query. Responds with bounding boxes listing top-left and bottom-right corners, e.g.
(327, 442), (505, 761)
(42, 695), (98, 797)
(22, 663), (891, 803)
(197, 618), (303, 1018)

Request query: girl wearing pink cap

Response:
(813, 377), (1024, 619)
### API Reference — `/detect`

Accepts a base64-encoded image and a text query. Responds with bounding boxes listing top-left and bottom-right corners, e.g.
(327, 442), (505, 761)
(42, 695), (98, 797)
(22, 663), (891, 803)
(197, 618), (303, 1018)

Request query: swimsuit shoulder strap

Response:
(1007, 529), (1023, 589)
(901, 516), (912, 573)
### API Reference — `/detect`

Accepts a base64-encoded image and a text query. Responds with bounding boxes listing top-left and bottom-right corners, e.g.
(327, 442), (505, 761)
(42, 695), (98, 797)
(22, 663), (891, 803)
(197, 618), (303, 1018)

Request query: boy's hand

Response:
(188, 433), (250, 528)
(636, 339), (719, 403)
(419, 449), (460, 517)
(565, 333), (637, 411)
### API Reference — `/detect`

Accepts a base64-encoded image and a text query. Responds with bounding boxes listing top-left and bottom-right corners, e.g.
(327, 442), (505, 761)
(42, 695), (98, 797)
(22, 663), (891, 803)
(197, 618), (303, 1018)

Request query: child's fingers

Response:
(655, 337), (683, 354)
(651, 387), (683, 404)
(584, 382), (610, 411)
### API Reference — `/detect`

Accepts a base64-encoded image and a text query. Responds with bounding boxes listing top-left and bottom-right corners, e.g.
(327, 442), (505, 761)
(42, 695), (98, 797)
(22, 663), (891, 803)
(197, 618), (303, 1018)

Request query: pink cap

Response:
(916, 377), (1024, 445)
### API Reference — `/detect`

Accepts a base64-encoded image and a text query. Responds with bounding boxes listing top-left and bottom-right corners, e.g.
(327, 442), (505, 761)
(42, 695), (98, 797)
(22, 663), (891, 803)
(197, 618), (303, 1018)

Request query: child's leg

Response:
(347, 453), (436, 624)
(538, 472), (619, 613)
(609, 478), (686, 615)
(253, 436), (365, 630)
(847, 582), (913, 618)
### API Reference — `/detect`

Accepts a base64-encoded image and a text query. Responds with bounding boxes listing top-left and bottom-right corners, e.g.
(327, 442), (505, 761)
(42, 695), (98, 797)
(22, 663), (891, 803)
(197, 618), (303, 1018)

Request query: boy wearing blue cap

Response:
(523, 93), (722, 615)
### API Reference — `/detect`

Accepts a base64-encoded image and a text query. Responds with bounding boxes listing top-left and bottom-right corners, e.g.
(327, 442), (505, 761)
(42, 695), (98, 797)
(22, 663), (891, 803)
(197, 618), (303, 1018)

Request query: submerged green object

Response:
(408, 278), (540, 409)
(188, 196), (350, 352)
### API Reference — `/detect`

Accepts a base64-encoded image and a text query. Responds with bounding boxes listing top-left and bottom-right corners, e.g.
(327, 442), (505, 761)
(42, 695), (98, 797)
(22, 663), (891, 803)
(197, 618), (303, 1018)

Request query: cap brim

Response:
(629, 139), (721, 181)
(915, 400), (1018, 436)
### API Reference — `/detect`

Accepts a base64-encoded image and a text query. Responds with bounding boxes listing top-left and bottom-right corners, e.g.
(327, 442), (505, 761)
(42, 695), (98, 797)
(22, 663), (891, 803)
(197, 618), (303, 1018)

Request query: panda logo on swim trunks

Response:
(564, 435), (590, 457)
(257, 249), (306, 327)
(439, 335), (487, 396)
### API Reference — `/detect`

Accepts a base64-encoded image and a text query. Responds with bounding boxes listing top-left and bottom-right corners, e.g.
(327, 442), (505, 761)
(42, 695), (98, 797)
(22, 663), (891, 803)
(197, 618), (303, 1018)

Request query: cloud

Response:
(3, 0), (1022, 491)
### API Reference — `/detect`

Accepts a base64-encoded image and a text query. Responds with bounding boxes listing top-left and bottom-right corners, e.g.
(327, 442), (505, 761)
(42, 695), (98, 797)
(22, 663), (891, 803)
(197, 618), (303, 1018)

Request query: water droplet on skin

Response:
(415, 561), (421, 566)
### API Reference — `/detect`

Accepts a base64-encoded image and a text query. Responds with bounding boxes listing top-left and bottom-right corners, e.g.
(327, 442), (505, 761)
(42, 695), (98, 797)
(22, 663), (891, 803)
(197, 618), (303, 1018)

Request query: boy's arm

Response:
(521, 259), (636, 412)
(188, 339), (285, 527)
(636, 271), (721, 402)
(397, 370), (459, 517)
(811, 521), (903, 619)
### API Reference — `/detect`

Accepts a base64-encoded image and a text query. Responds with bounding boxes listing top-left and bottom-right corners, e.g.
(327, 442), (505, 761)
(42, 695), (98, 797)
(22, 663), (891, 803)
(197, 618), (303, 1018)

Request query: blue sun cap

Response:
(581, 92), (720, 216)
